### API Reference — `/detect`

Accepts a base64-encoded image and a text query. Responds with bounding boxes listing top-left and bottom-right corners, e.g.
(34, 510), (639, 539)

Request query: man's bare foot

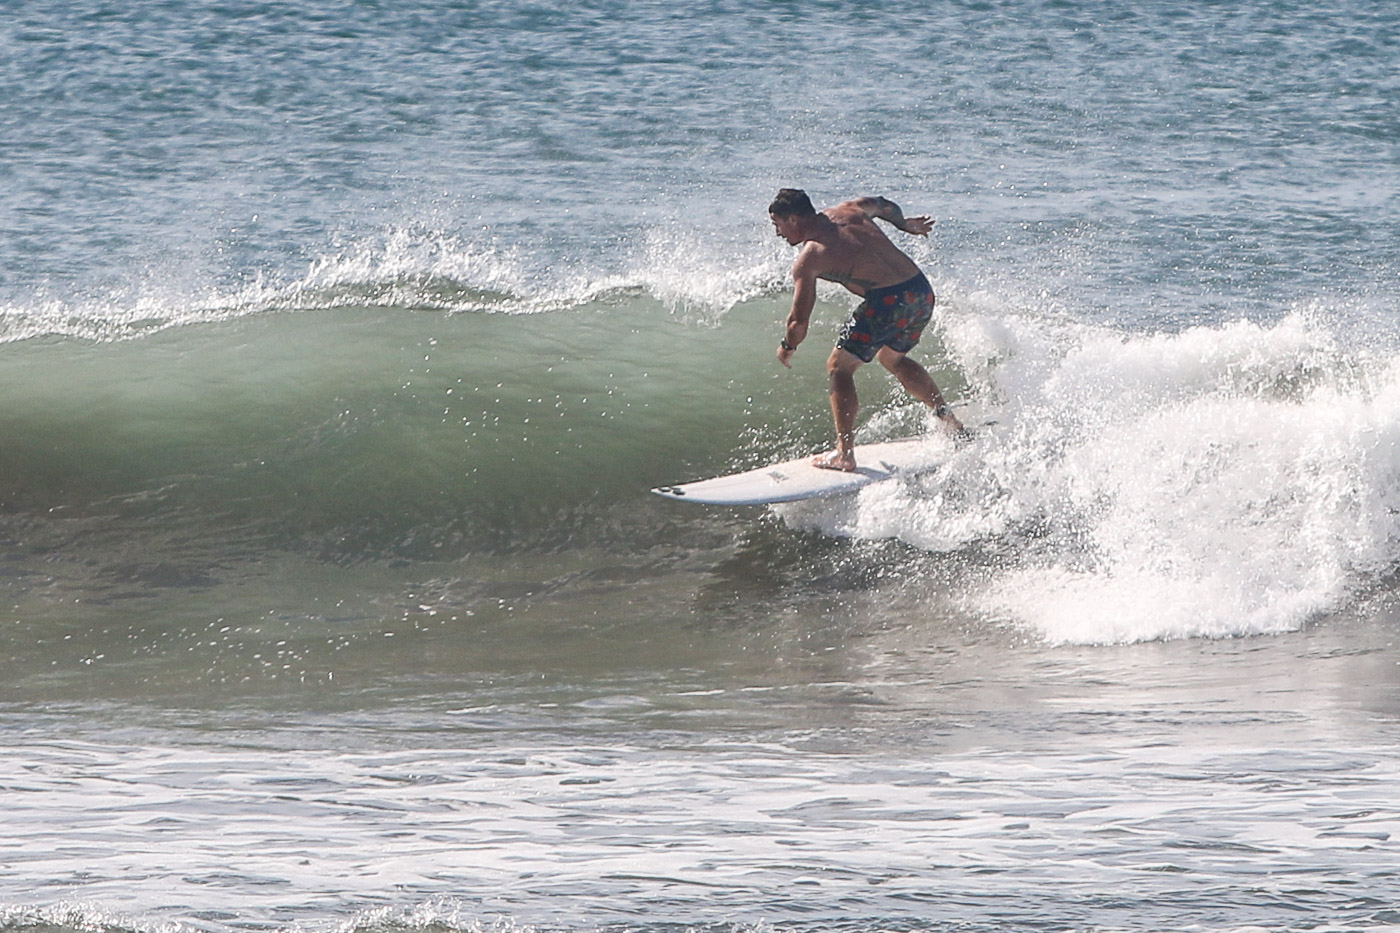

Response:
(812, 449), (857, 472)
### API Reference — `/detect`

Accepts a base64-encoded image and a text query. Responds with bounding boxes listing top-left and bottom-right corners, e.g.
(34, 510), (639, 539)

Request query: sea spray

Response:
(779, 311), (1400, 644)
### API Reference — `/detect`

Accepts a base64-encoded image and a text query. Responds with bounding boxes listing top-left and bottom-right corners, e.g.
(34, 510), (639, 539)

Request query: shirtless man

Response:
(770, 188), (964, 471)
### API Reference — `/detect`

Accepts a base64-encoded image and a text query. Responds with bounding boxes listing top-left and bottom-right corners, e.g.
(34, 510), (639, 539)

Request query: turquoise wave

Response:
(0, 292), (844, 559)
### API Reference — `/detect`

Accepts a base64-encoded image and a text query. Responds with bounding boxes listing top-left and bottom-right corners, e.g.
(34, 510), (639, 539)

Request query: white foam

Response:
(785, 307), (1400, 644)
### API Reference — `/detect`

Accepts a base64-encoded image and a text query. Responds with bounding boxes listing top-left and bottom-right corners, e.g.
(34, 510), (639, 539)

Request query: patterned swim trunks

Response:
(836, 273), (935, 363)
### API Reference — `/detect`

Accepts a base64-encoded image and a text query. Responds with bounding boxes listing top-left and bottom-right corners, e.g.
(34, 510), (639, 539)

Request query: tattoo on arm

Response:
(867, 196), (908, 230)
(849, 196), (909, 231)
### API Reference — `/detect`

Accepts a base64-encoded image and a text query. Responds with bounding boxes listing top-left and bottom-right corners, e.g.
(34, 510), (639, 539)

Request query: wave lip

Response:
(0, 225), (789, 346)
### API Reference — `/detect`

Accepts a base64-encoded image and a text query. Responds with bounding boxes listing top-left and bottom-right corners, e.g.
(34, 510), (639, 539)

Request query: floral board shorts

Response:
(836, 273), (935, 363)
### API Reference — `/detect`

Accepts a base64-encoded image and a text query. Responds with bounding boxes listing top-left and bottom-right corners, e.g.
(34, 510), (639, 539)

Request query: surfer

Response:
(770, 188), (965, 471)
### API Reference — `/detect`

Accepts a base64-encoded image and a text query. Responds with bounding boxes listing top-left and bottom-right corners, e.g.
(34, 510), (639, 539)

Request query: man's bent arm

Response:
(850, 196), (933, 236)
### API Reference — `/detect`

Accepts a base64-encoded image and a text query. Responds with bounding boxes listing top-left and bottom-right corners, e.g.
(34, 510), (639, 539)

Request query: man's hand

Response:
(777, 342), (796, 368)
(900, 215), (934, 236)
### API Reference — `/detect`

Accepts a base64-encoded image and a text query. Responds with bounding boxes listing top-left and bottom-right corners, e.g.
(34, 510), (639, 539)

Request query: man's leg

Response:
(814, 347), (865, 471)
(876, 347), (965, 433)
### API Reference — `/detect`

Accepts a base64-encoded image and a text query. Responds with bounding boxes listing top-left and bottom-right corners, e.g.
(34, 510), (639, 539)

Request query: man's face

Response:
(770, 212), (803, 245)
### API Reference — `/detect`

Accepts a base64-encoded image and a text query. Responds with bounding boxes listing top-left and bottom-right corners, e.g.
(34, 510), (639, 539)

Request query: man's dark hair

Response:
(769, 188), (816, 218)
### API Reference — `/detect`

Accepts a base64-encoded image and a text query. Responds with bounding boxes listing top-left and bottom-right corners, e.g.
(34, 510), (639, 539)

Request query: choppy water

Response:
(3, 2), (1400, 931)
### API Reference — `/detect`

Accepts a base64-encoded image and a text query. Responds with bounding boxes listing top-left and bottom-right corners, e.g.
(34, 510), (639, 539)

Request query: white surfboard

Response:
(652, 436), (950, 506)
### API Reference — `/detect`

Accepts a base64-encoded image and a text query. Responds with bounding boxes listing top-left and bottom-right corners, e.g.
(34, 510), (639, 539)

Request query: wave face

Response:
(0, 235), (785, 559)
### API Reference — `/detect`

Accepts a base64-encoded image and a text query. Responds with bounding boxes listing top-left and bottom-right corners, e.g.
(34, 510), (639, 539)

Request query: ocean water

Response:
(4, 1), (1400, 931)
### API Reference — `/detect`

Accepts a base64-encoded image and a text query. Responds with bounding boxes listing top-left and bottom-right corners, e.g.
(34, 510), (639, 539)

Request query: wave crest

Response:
(0, 226), (789, 345)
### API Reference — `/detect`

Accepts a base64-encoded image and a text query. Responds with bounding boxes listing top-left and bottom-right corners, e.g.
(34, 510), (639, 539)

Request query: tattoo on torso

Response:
(818, 269), (878, 290)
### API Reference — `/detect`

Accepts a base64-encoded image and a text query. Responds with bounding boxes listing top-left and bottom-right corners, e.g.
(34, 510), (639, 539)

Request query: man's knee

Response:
(827, 347), (865, 375)
(876, 346), (910, 370)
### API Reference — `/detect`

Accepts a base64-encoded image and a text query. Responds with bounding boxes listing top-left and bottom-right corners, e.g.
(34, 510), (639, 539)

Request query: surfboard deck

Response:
(652, 436), (949, 506)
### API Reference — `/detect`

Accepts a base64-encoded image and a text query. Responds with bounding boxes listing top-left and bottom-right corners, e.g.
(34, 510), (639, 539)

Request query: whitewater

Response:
(3, 2), (1400, 932)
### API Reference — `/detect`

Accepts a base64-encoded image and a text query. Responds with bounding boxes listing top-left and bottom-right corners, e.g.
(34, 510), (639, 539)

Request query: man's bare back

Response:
(796, 200), (929, 295)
